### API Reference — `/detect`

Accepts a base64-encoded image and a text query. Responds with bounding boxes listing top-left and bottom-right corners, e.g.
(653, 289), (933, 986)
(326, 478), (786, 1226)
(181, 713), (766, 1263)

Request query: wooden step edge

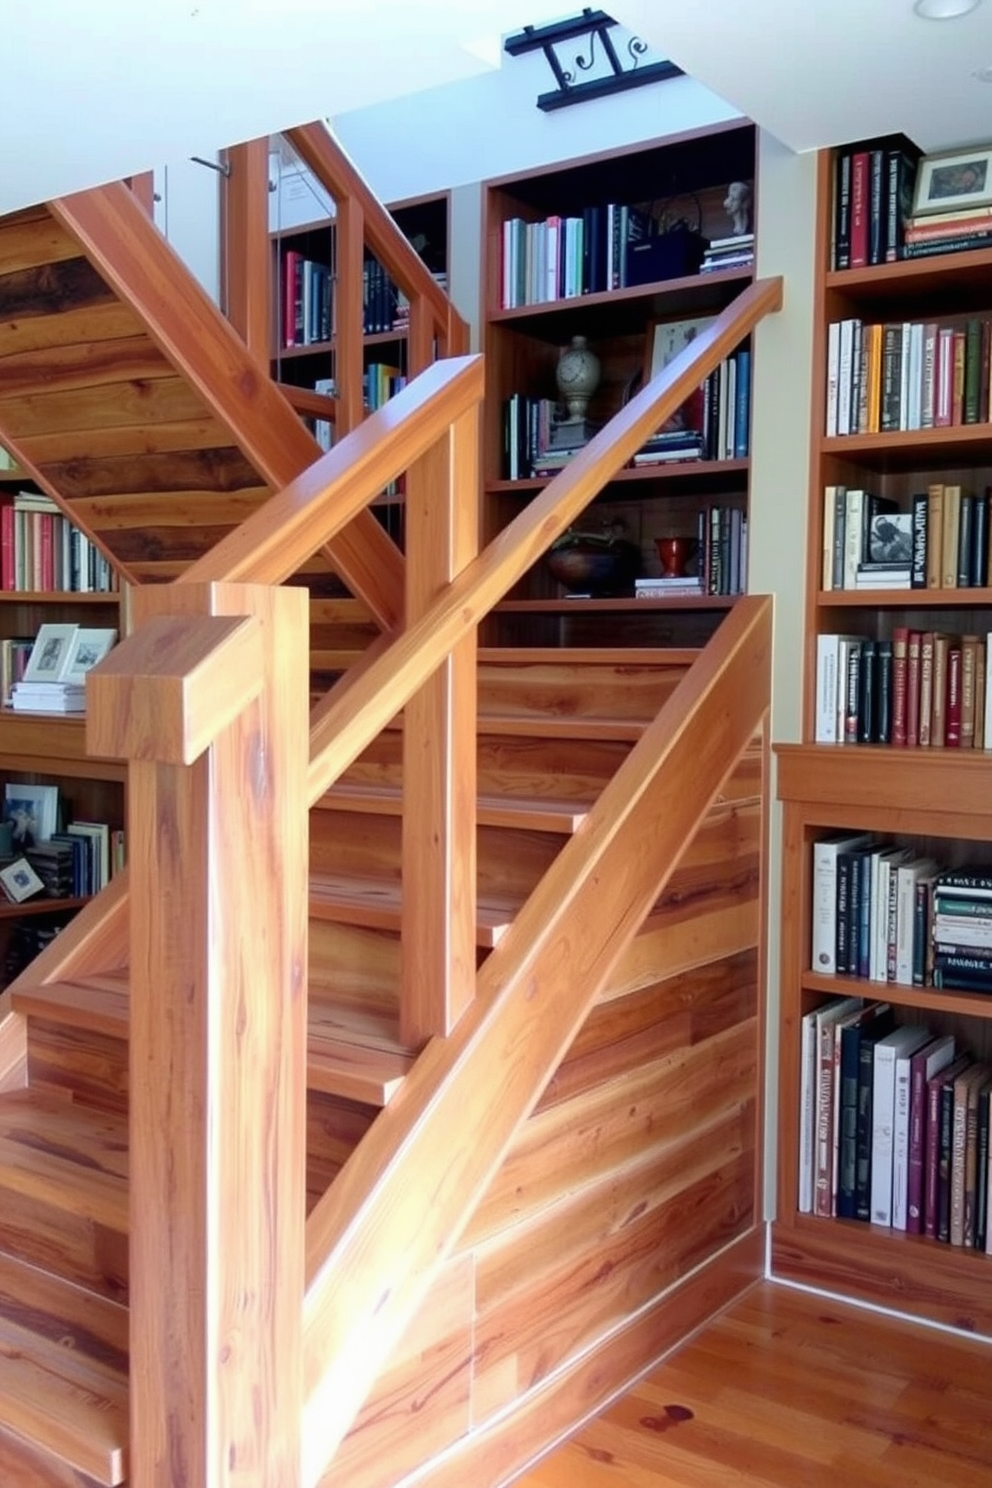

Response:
(475, 715), (646, 741)
(0, 1251), (128, 1365)
(307, 874), (514, 948)
(316, 783), (587, 834)
(0, 1333), (126, 1485)
(11, 978), (129, 1039)
(0, 1092), (128, 1235)
(307, 1033), (412, 1106)
(477, 646), (703, 664)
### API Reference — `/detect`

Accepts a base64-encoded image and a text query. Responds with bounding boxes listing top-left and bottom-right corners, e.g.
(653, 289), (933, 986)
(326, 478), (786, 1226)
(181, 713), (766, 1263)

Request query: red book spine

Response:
(0, 502), (13, 592)
(891, 626), (908, 746)
(945, 644), (962, 746)
(905, 630), (922, 747)
(850, 152), (870, 269)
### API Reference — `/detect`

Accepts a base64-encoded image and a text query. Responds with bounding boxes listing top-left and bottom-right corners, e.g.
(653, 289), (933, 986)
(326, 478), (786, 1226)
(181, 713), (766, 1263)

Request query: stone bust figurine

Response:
(723, 180), (753, 236)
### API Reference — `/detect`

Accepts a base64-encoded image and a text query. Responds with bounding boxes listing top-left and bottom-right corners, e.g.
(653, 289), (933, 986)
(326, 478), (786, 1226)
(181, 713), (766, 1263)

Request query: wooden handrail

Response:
(284, 122), (468, 356)
(306, 277), (784, 800)
(181, 355), (483, 587)
(300, 595), (772, 1485)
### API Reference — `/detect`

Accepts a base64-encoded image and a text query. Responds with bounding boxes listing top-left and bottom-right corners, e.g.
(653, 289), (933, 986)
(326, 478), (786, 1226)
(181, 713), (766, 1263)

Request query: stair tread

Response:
(308, 873), (515, 947)
(15, 976), (413, 1108)
(0, 1254), (127, 1486)
(0, 1091), (128, 1235)
(319, 781), (587, 833)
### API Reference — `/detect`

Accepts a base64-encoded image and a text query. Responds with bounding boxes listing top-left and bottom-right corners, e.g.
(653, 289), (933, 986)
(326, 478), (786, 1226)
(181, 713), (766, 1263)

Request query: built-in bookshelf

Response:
(774, 139), (992, 1338)
(0, 464), (126, 985)
(480, 120), (758, 648)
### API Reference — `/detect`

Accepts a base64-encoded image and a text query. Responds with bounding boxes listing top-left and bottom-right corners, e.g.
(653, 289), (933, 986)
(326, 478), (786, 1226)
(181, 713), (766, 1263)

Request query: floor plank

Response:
(512, 1280), (992, 1488)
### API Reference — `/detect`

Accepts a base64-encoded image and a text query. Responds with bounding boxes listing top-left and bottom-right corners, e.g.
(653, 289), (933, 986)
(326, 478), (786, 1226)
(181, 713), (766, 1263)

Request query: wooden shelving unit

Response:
(772, 145), (992, 1337)
(481, 120), (758, 649)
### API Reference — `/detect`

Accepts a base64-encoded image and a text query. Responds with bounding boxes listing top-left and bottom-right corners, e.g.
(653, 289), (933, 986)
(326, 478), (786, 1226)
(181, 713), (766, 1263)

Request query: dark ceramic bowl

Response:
(545, 537), (640, 595)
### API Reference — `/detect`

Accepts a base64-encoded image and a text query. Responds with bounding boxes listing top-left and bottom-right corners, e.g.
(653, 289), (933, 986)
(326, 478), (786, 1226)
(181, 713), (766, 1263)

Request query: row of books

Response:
(0, 492), (118, 594)
(636, 348), (752, 467)
(364, 362), (406, 414)
(279, 250), (334, 348)
(499, 204), (653, 308)
(822, 484), (992, 593)
(825, 316), (992, 438)
(831, 135), (920, 271)
(811, 840), (992, 990)
(799, 996), (992, 1253)
(19, 822), (122, 899)
(815, 630), (992, 750)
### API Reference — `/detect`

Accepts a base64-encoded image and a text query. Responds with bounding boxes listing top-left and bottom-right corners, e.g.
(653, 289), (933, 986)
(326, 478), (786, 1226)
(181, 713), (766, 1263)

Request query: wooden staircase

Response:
(0, 135), (781, 1488)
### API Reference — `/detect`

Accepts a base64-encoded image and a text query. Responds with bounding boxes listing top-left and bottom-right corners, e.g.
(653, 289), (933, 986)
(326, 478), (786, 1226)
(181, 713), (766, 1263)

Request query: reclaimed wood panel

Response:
(0, 299), (143, 358)
(470, 1151), (755, 1423)
(24, 415), (233, 464)
(37, 444), (262, 498)
(320, 1255), (474, 1488)
(468, 1017), (758, 1245)
(0, 372), (208, 438)
(415, 1231), (761, 1488)
(0, 257), (115, 322)
(0, 333), (174, 396)
(0, 212), (86, 274)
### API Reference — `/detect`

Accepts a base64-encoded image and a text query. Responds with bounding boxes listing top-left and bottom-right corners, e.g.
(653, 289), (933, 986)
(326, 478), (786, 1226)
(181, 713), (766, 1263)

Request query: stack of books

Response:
(634, 576), (702, 600)
(931, 868), (992, 993)
(10, 680), (86, 713)
(902, 206), (992, 260)
(700, 231), (754, 273)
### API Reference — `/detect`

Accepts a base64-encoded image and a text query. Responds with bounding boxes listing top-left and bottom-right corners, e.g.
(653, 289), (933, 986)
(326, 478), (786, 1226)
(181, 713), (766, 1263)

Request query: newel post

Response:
(400, 408), (480, 1043)
(87, 581), (310, 1488)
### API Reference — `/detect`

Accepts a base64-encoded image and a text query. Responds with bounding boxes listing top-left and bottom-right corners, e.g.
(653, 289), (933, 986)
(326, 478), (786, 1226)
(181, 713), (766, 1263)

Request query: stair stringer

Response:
(301, 596), (772, 1488)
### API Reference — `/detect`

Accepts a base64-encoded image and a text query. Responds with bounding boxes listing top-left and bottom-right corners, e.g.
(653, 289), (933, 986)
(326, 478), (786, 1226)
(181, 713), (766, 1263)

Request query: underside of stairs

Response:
(0, 176), (774, 1487)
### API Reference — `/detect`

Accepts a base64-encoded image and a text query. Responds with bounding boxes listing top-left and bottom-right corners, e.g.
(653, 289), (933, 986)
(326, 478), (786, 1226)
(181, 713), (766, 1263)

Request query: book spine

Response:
(834, 151), (852, 270)
(850, 152), (870, 269)
(891, 627), (908, 746)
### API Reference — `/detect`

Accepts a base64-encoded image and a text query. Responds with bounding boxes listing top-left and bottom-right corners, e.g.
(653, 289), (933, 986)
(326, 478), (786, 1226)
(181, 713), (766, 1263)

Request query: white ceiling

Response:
(4, 0), (992, 219)
(612, 0), (992, 156)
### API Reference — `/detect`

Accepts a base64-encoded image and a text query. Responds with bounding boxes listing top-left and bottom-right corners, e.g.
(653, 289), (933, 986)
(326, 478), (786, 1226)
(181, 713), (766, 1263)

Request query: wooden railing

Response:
(224, 121), (469, 445)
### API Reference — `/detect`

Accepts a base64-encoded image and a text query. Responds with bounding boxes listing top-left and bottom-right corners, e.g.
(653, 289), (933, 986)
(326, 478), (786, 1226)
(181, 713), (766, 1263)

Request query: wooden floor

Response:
(513, 1280), (992, 1487)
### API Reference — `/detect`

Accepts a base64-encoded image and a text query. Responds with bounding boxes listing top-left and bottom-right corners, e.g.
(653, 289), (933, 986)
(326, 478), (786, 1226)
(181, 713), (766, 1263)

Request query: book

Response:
(870, 1025), (930, 1227)
(906, 1034), (956, 1234)
(837, 1002), (892, 1219)
(814, 996), (865, 1218)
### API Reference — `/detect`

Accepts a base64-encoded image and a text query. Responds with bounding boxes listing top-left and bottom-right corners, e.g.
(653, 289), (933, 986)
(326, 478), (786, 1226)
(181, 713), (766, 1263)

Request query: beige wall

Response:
(750, 133), (818, 1218)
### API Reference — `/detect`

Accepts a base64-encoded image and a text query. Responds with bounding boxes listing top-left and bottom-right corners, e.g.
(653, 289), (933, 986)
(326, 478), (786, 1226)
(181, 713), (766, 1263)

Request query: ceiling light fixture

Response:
(913, 0), (981, 17)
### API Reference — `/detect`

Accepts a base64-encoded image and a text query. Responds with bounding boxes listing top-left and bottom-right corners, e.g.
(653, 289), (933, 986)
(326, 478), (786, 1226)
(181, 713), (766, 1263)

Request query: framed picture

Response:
(4, 783), (60, 848)
(22, 623), (77, 683)
(912, 145), (992, 216)
(62, 628), (117, 684)
(0, 856), (44, 904)
(645, 315), (716, 433)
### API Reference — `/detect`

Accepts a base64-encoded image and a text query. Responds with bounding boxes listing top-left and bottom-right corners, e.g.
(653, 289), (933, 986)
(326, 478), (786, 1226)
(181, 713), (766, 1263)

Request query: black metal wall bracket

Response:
(504, 8), (683, 112)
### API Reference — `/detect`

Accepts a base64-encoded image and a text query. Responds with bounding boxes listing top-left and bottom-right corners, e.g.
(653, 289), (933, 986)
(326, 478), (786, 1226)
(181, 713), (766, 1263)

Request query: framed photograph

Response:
(0, 856), (45, 904)
(22, 623), (77, 683)
(912, 145), (992, 217)
(4, 783), (60, 848)
(645, 315), (716, 433)
(62, 628), (117, 684)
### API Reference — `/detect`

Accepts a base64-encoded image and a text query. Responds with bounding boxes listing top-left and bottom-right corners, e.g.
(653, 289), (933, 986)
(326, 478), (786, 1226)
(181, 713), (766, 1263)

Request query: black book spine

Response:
(976, 1086), (990, 1251)
(957, 494), (975, 587)
(855, 1034), (876, 1220)
(911, 492), (929, 588)
(834, 151), (852, 271)
(868, 149), (886, 266)
(836, 852), (854, 975)
(937, 1078), (956, 1242)
(971, 492), (989, 588)
(857, 638), (877, 743)
(876, 640), (893, 744)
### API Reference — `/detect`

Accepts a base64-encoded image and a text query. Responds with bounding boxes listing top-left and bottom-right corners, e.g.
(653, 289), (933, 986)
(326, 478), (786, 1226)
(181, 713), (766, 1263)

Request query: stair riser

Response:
(311, 816), (565, 900)
(27, 1021), (127, 1116)
(0, 1186), (126, 1303)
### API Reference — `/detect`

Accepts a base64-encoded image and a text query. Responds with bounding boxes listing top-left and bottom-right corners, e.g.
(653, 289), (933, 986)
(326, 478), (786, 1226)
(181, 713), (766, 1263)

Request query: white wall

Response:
(331, 63), (741, 205)
(749, 135), (817, 1221)
(154, 157), (222, 305)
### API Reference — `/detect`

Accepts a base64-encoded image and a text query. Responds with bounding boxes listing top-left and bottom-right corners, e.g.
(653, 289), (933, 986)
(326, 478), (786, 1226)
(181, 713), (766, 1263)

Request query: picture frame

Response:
(0, 856), (45, 904)
(61, 628), (117, 685)
(911, 145), (992, 217)
(21, 623), (77, 683)
(645, 315), (716, 433)
(4, 782), (60, 848)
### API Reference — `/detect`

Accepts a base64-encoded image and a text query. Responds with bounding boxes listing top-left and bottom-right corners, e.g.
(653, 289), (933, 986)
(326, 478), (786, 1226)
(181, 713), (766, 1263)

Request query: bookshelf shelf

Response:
(481, 121), (758, 648)
(774, 137), (992, 1338)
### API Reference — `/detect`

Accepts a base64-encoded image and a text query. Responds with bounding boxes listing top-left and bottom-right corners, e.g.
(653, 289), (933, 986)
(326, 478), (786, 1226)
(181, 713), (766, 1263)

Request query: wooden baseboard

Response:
(402, 1226), (763, 1488)
(771, 1216), (992, 1339)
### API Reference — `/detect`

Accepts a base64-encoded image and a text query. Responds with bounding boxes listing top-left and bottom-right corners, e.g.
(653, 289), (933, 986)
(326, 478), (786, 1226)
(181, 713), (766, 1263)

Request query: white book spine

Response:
(871, 1043), (898, 1226)
(798, 1009), (818, 1213)
(825, 322), (840, 437)
(815, 634), (839, 744)
(892, 1048), (916, 1229)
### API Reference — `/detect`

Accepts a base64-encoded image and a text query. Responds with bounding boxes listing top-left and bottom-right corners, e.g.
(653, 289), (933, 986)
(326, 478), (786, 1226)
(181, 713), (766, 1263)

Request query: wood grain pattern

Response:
(400, 405), (479, 1042)
(300, 599), (770, 1483)
(120, 582), (309, 1488)
(50, 183), (403, 625)
(513, 1281), (992, 1488)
